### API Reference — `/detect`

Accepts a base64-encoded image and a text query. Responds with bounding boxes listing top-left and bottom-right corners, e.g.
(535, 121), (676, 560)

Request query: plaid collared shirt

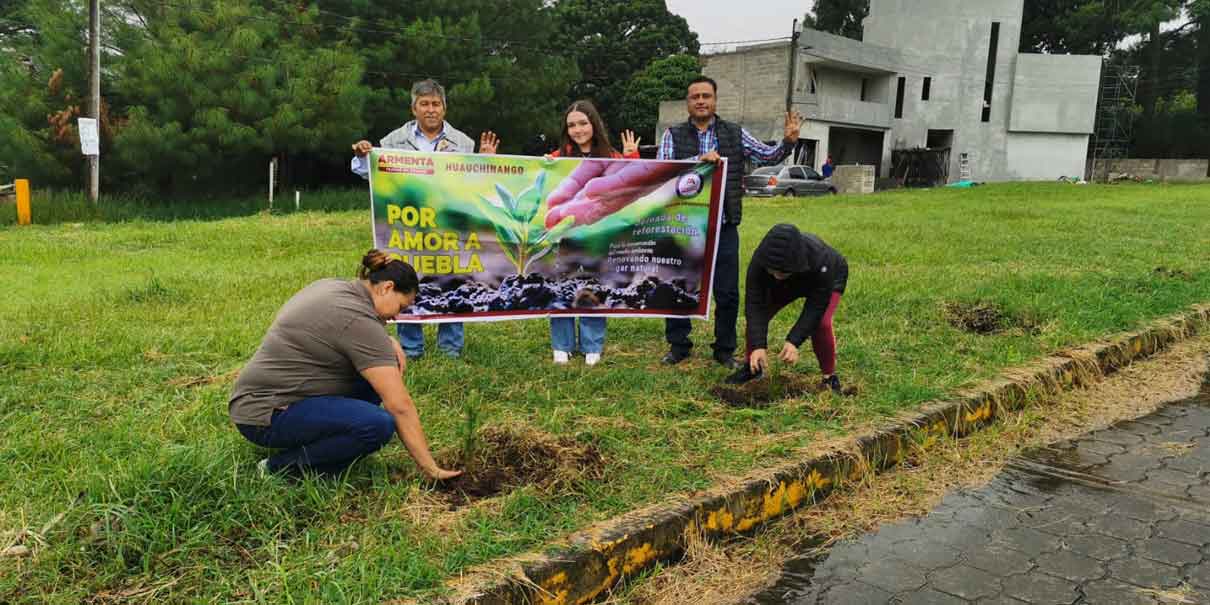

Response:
(657, 116), (790, 165)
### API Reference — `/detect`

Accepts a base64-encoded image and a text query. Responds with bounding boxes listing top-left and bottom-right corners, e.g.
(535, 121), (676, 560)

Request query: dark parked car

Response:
(743, 165), (836, 197)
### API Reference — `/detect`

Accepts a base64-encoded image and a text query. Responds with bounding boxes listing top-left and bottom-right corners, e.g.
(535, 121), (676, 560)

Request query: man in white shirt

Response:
(351, 79), (499, 359)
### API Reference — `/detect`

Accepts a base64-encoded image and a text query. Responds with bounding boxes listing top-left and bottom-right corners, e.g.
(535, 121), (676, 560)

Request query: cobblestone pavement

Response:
(746, 379), (1210, 604)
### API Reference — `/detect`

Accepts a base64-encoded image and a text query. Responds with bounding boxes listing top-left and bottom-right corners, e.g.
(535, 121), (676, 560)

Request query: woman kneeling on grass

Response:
(543, 99), (641, 366)
(229, 250), (460, 480)
(726, 224), (849, 392)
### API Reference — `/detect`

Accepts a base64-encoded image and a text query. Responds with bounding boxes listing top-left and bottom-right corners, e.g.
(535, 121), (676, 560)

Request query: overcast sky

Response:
(666, 0), (809, 51)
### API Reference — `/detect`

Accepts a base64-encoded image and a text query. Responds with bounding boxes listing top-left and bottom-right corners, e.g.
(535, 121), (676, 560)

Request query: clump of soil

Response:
(1154, 266), (1192, 281)
(942, 300), (1039, 335)
(429, 426), (605, 507)
(711, 374), (859, 408)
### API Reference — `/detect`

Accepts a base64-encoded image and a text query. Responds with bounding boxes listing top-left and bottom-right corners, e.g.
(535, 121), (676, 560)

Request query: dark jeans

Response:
(666, 222), (740, 357)
(236, 387), (396, 475)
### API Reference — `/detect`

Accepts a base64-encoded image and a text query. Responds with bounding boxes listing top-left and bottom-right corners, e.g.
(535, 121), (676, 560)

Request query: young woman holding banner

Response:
(544, 100), (640, 366)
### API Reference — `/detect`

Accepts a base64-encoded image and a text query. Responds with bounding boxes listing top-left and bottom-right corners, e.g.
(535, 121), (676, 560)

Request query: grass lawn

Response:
(2, 183), (1209, 603)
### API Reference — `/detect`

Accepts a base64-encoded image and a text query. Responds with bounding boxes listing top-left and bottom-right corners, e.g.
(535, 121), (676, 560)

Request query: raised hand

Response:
(479, 131), (499, 155)
(351, 140), (373, 157)
(784, 112), (804, 143)
(621, 130), (641, 156)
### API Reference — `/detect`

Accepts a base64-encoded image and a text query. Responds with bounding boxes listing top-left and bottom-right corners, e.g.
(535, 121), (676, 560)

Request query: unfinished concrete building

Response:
(657, 0), (1103, 182)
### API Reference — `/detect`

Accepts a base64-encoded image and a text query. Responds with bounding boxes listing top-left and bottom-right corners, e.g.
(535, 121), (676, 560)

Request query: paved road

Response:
(746, 377), (1210, 604)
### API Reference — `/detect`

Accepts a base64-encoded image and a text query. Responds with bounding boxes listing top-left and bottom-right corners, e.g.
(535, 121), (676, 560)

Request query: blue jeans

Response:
(236, 390), (396, 475)
(550, 317), (606, 354)
(397, 322), (464, 358)
(666, 222), (740, 356)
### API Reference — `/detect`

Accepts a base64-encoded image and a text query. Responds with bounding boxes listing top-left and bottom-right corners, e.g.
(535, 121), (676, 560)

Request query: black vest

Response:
(668, 117), (746, 225)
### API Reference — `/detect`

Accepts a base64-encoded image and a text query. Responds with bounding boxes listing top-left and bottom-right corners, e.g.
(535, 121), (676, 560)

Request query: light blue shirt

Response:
(351, 124), (448, 179)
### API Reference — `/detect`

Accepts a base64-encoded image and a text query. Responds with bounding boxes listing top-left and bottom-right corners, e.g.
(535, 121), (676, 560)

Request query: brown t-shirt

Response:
(229, 279), (396, 426)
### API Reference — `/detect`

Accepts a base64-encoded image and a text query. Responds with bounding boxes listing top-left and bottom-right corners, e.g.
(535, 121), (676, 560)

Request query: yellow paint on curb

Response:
(622, 543), (656, 574)
(445, 305), (1210, 605)
(964, 402), (992, 424)
(704, 507), (735, 532)
(538, 571), (569, 605)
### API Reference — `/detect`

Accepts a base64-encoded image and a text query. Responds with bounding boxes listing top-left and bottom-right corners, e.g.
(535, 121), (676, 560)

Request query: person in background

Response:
(543, 100), (640, 366)
(726, 224), (848, 394)
(657, 75), (803, 369)
(350, 79), (499, 360)
(230, 250), (460, 480)
(821, 155), (835, 179)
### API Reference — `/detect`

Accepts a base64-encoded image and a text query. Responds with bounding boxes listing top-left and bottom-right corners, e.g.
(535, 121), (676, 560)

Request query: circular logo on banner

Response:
(676, 172), (703, 198)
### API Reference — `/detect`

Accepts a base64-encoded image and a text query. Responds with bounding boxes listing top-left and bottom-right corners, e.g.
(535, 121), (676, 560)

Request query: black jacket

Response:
(745, 224), (848, 349)
(667, 117), (745, 224)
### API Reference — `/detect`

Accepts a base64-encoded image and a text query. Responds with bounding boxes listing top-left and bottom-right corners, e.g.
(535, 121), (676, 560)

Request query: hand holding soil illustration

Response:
(543, 160), (686, 229)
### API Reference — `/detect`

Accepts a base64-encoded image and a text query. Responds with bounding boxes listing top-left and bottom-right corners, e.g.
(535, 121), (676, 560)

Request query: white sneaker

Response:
(256, 458), (270, 478)
(585, 353), (601, 366)
(553, 350), (570, 364)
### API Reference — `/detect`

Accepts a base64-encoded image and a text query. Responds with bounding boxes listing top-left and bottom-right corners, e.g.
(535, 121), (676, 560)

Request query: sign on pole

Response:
(78, 118), (99, 156)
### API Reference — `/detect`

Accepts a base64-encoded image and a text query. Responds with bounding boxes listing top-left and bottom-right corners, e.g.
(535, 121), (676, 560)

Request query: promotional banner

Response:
(368, 149), (725, 322)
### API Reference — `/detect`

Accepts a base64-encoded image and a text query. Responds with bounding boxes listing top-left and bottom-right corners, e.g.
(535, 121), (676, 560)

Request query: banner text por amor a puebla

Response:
(368, 149), (725, 322)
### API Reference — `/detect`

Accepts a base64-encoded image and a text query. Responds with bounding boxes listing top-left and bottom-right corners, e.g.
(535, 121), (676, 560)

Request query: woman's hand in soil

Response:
(544, 160), (683, 229)
(749, 348), (768, 373)
(779, 342), (799, 365)
(426, 466), (462, 480)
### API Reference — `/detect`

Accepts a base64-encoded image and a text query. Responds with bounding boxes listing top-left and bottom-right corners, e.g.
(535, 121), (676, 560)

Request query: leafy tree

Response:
(616, 54), (700, 142)
(1118, 0), (1188, 119)
(0, 0), (96, 186)
(107, 0), (369, 193)
(310, 0), (578, 155)
(1019, 0), (1132, 54)
(0, 0), (35, 39)
(803, 0), (869, 40)
(552, 0), (698, 134)
(1190, 0), (1210, 122)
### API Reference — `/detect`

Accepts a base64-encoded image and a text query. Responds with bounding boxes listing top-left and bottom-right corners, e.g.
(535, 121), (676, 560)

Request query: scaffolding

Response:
(1088, 62), (1139, 182)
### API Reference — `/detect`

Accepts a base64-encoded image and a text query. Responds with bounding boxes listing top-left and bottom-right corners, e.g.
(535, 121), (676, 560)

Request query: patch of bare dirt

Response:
(425, 426), (605, 507)
(1154, 266), (1193, 281)
(942, 300), (1040, 335)
(710, 375), (858, 408)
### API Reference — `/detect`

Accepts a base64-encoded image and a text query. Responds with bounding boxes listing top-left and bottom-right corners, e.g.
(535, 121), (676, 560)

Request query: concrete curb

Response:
(437, 304), (1210, 605)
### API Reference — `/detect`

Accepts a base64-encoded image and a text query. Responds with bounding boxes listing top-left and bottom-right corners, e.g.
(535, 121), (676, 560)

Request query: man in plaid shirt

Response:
(657, 76), (804, 369)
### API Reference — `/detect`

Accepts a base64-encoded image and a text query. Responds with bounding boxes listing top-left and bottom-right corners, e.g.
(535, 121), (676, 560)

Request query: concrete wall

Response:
(1010, 54), (1101, 134)
(862, 0), (1025, 181)
(805, 93), (893, 129)
(685, 0), (1102, 183)
(832, 164), (876, 194)
(700, 42), (790, 141)
(799, 29), (906, 74)
(864, 0), (1025, 50)
(1005, 133), (1090, 180)
(656, 101), (684, 144)
(1087, 159), (1210, 181)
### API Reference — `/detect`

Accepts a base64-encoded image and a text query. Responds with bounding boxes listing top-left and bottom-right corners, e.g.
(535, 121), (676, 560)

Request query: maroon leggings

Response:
(746, 291), (842, 375)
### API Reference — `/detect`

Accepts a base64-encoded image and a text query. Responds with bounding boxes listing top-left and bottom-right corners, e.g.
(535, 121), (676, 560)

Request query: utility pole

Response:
(87, 0), (100, 202)
(786, 18), (801, 113)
